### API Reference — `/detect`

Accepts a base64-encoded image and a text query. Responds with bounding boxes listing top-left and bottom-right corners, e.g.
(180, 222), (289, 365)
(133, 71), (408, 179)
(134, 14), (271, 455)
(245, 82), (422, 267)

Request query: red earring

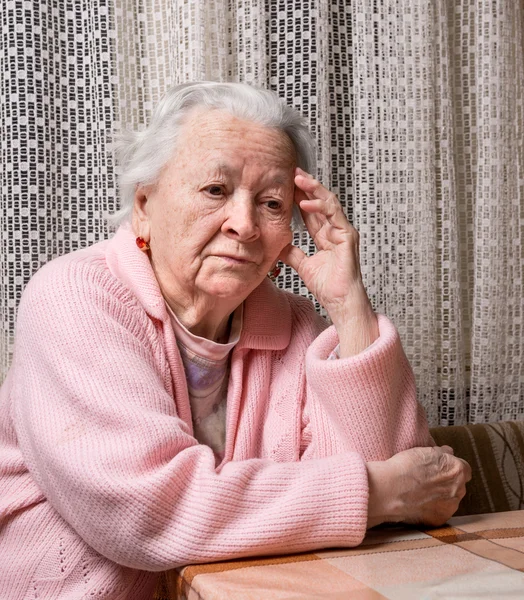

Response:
(267, 264), (281, 281)
(136, 237), (150, 251)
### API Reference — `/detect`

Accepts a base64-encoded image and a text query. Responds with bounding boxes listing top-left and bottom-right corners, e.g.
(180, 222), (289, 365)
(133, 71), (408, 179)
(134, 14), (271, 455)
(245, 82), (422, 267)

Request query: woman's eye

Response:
(265, 200), (281, 210)
(206, 185), (224, 196)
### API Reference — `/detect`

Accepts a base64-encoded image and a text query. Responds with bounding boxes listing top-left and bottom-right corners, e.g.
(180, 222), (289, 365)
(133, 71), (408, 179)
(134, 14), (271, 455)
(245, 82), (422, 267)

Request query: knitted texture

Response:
(0, 226), (432, 598)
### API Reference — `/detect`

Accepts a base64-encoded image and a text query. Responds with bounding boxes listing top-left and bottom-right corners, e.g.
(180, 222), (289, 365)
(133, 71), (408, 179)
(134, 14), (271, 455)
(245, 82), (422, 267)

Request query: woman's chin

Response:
(199, 273), (263, 302)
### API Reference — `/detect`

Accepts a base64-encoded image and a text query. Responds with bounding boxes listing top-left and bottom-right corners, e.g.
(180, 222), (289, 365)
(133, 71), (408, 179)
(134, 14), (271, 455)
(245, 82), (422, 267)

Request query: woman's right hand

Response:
(366, 446), (472, 528)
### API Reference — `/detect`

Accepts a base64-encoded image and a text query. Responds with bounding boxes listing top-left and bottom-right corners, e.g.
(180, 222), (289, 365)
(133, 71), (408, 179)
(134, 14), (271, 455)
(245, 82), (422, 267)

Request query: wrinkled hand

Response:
(279, 168), (378, 356)
(366, 446), (472, 528)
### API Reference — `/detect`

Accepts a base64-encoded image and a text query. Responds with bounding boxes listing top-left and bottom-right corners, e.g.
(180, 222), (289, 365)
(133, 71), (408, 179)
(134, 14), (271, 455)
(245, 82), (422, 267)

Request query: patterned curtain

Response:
(2, 0), (523, 426)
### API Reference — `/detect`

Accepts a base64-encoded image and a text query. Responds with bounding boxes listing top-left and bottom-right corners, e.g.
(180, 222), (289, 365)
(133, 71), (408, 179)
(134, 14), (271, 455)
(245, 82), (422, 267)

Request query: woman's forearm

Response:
(333, 308), (379, 358)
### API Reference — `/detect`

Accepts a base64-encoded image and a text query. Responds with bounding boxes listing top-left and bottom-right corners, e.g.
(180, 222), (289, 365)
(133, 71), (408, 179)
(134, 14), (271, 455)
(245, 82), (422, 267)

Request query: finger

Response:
(294, 174), (335, 203)
(294, 174), (350, 230)
(440, 445), (455, 455)
(295, 188), (351, 235)
(458, 485), (467, 500)
(459, 458), (472, 481)
(296, 167), (314, 179)
(297, 199), (340, 237)
(297, 198), (357, 239)
(278, 243), (307, 275)
(293, 191), (323, 238)
(293, 186), (327, 240)
(299, 198), (336, 215)
(293, 180), (309, 204)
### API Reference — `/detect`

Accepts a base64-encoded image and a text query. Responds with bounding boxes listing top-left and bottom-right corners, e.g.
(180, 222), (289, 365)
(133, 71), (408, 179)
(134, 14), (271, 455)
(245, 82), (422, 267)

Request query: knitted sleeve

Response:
(11, 257), (369, 571)
(300, 314), (434, 462)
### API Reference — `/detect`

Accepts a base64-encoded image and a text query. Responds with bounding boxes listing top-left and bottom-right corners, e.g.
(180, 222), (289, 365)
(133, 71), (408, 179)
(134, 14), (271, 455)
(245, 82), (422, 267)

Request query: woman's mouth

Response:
(216, 255), (253, 265)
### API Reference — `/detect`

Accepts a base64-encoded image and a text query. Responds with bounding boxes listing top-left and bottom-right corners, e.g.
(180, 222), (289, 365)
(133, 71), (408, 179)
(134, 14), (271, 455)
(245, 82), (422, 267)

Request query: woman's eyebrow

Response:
(202, 163), (233, 179)
(215, 163), (232, 175)
(209, 164), (289, 186)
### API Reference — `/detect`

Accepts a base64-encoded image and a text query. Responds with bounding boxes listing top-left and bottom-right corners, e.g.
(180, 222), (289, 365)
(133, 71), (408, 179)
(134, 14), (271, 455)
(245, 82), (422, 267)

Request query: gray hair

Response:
(109, 82), (316, 228)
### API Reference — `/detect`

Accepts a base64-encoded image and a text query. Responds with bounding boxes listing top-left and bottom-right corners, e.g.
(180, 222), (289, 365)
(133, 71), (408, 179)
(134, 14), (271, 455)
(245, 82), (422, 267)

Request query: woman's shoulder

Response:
(24, 239), (109, 292)
(19, 237), (141, 321)
(13, 235), (166, 379)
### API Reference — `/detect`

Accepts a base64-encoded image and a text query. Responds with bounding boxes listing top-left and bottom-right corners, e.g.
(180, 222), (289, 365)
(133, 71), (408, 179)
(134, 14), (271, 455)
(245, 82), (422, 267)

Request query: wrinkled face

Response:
(133, 108), (296, 306)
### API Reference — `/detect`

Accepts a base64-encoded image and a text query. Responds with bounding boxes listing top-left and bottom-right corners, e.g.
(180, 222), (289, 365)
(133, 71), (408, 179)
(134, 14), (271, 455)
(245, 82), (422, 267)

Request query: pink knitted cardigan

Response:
(0, 226), (432, 599)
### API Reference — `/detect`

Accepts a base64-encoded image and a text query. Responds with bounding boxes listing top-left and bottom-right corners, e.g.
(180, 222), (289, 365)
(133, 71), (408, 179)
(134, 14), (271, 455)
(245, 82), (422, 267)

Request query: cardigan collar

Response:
(105, 225), (292, 351)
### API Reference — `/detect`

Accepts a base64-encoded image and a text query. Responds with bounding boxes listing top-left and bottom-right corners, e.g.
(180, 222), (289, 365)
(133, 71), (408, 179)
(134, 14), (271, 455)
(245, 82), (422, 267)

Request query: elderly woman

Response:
(0, 82), (470, 598)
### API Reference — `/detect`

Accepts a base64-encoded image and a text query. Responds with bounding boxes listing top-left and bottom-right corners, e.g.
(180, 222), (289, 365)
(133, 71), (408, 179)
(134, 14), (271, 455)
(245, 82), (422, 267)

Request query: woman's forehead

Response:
(177, 108), (296, 164)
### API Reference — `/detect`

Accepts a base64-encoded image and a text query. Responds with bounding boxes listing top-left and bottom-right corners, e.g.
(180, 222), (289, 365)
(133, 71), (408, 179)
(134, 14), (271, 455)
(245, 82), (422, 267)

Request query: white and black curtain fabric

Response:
(1, 0), (118, 367)
(2, 0), (524, 426)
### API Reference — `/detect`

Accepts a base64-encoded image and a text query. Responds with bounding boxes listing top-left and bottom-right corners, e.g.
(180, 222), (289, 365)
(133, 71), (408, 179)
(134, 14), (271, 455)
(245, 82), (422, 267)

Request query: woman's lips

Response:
(216, 255), (252, 264)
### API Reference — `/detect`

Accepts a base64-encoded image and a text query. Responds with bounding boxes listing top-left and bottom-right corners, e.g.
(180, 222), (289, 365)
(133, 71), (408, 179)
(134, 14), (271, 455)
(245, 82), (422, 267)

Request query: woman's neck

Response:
(165, 297), (237, 343)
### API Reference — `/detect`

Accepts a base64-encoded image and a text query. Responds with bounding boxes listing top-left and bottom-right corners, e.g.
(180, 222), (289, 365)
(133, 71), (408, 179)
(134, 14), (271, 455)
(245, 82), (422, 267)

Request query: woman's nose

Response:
(221, 197), (260, 242)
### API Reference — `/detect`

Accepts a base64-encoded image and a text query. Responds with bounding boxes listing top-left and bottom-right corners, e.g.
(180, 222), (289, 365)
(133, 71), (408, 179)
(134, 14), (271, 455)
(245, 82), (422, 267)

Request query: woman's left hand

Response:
(279, 168), (379, 357)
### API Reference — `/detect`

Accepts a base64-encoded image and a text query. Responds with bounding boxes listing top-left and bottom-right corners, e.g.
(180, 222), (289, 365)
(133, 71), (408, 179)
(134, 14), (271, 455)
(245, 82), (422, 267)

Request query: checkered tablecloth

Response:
(164, 510), (524, 599)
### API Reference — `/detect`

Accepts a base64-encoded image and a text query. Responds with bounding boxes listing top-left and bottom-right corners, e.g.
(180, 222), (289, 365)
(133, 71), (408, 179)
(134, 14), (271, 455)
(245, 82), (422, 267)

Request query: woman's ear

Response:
(132, 185), (151, 241)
